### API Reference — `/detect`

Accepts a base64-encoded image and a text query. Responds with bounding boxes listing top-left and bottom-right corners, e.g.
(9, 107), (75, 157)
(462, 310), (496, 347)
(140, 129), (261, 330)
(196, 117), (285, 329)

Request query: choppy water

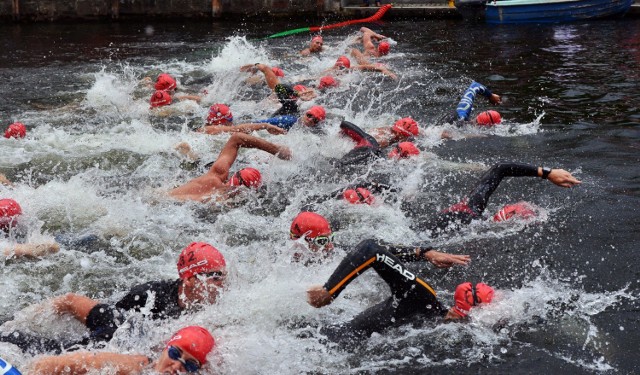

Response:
(1, 18), (639, 374)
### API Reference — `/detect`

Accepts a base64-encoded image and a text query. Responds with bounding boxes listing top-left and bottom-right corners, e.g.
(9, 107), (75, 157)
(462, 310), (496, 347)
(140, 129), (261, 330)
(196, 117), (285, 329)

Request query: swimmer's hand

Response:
(0, 173), (12, 186)
(548, 169), (581, 188)
(276, 146), (293, 160)
(307, 285), (332, 308)
(266, 125), (287, 135)
(489, 93), (501, 105)
(424, 250), (470, 268)
(240, 64), (259, 74)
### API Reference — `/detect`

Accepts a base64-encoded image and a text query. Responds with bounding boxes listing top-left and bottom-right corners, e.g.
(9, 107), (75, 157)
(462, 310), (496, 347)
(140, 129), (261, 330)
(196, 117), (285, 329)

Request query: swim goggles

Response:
(199, 271), (226, 282)
(290, 231), (334, 247)
(167, 345), (201, 373)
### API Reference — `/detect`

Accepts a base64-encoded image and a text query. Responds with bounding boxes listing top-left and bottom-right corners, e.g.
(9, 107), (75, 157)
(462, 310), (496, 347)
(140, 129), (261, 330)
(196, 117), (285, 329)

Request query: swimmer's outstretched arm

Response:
(197, 123), (286, 135)
(354, 64), (398, 80)
(306, 239), (469, 308)
(240, 63), (279, 90)
(30, 351), (149, 375)
(3, 242), (60, 259)
(209, 132), (292, 177)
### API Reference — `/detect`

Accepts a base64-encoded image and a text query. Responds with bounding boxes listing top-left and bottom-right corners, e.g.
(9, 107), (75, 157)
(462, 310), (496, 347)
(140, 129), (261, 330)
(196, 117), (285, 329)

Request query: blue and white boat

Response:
(454, 0), (633, 23)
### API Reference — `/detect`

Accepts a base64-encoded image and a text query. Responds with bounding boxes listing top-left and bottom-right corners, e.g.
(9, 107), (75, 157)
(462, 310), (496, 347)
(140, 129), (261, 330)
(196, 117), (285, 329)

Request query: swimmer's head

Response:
(452, 282), (495, 318)
(290, 212), (334, 252)
(163, 326), (215, 368)
(310, 35), (324, 52)
(4, 122), (27, 139)
(476, 110), (502, 127)
(228, 167), (262, 188)
(177, 242), (227, 280)
(302, 106), (326, 127)
(272, 67), (285, 77)
(150, 90), (172, 108)
(0, 198), (22, 231)
(391, 117), (419, 138)
(343, 188), (375, 205)
(319, 76), (338, 90)
(378, 41), (391, 56)
(155, 73), (177, 91)
(206, 104), (233, 125)
(335, 56), (351, 69)
(388, 141), (420, 159)
(293, 84), (308, 93)
(493, 201), (536, 222)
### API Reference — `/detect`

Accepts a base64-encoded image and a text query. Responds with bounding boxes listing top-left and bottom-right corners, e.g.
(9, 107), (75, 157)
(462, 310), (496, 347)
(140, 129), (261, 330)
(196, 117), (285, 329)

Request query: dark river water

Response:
(1, 18), (639, 374)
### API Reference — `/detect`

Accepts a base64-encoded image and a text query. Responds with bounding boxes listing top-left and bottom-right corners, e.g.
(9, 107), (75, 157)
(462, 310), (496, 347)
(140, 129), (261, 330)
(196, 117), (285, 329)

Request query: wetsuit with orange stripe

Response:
(414, 162), (540, 237)
(320, 239), (446, 341)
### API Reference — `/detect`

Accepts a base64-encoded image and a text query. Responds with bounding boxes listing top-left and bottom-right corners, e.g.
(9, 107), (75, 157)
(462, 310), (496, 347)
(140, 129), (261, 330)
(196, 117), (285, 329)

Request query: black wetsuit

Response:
(272, 84), (299, 117)
(332, 121), (384, 169)
(320, 239), (445, 343)
(0, 279), (183, 355)
(414, 162), (539, 237)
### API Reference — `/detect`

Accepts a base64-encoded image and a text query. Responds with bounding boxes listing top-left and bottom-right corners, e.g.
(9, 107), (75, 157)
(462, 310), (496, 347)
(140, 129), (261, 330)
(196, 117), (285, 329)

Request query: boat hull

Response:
(455, 0), (633, 23)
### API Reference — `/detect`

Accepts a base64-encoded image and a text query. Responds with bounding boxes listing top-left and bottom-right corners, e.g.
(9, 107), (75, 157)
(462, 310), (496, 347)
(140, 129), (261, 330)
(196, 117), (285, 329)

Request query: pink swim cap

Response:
(177, 242), (226, 280)
(4, 122), (27, 139)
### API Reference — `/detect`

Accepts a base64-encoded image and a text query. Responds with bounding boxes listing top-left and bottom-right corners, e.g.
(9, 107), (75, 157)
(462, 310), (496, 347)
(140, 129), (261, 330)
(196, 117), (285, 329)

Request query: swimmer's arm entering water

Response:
(30, 352), (149, 375)
(2, 242), (60, 260)
(197, 123), (286, 135)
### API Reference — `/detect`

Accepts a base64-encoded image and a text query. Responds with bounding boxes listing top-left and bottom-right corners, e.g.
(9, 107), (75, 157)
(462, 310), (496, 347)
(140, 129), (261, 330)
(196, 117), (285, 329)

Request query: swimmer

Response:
(1, 242), (225, 355)
(168, 133), (292, 203)
(196, 103), (287, 136)
(350, 27), (391, 64)
(289, 212), (335, 262)
(332, 120), (419, 168)
(413, 162), (581, 237)
(300, 35), (325, 56)
(240, 63), (324, 131)
(1, 199), (60, 260)
(327, 55), (397, 80)
(28, 326), (215, 375)
(142, 73), (202, 102)
(306, 239), (493, 343)
(453, 81), (502, 126)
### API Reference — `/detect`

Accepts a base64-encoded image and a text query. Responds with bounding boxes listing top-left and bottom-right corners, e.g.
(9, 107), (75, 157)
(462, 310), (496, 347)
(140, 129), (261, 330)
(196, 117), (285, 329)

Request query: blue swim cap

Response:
(0, 357), (22, 375)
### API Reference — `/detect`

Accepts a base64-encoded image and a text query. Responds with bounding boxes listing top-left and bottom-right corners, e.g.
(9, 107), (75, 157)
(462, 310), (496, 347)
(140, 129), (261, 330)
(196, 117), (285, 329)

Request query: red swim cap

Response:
(319, 76), (338, 89)
(493, 201), (536, 222)
(290, 212), (332, 240)
(4, 122), (27, 139)
(0, 198), (22, 230)
(388, 141), (420, 159)
(155, 73), (177, 91)
(206, 104), (233, 125)
(166, 326), (215, 365)
(293, 84), (308, 93)
(343, 188), (375, 205)
(392, 117), (419, 137)
(476, 110), (502, 126)
(272, 67), (285, 77)
(177, 242), (226, 280)
(453, 282), (495, 318)
(335, 56), (351, 69)
(312, 35), (323, 43)
(228, 167), (262, 188)
(305, 106), (326, 124)
(150, 90), (172, 108)
(378, 41), (390, 56)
